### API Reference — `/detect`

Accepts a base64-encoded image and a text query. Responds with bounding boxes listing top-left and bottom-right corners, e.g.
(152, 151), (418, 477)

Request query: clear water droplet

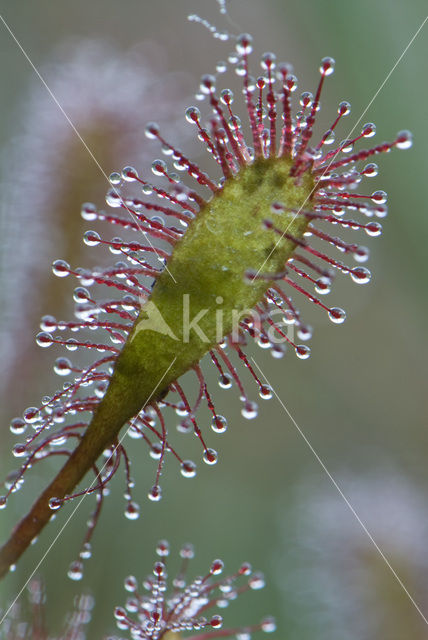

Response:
(351, 267), (371, 284)
(236, 33), (253, 55)
(259, 385), (272, 400)
(10, 417), (27, 435)
(80, 542), (92, 559)
(371, 190), (387, 204)
(362, 122), (376, 138)
(315, 277), (331, 295)
(122, 166), (138, 182)
(203, 448), (218, 465)
(181, 460), (197, 478)
(249, 573), (265, 589)
(218, 374), (233, 389)
(295, 345), (311, 359)
(124, 575), (138, 592)
(156, 540), (170, 557)
(365, 222), (382, 237)
(36, 332), (53, 348)
(211, 415), (228, 433)
(49, 497), (62, 510)
(338, 101), (351, 116)
(83, 230), (101, 247)
(54, 357), (72, 376)
(261, 616), (276, 633)
(148, 485), (162, 501)
(396, 130), (412, 150)
(68, 560), (84, 581)
(125, 501), (140, 520)
(320, 56), (335, 76)
(81, 202), (97, 220)
(108, 172), (121, 186)
(185, 106), (201, 123)
(12, 443), (26, 458)
(241, 401), (258, 420)
(145, 122), (160, 139)
(328, 307), (346, 324)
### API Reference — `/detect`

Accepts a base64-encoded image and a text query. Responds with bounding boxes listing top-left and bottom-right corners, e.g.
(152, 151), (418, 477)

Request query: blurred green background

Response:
(0, 0), (427, 638)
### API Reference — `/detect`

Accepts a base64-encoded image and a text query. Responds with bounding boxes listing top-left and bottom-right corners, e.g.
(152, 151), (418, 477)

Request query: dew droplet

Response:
(220, 88), (234, 105)
(156, 540), (170, 557)
(81, 202), (97, 221)
(66, 338), (79, 352)
(125, 501), (140, 520)
(125, 575), (138, 592)
(12, 443), (26, 458)
(148, 485), (162, 501)
(365, 221), (382, 237)
(105, 188), (122, 208)
(249, 573), (265, 589)
(145, 121), (160, 139)
(351, 267), (371, 284)
(261, 617), (276, 633)
(362, 162), (378, 177)
(261, 51), (276, 71)
(181, 460), (197, 478)
(236, 33), (253, 55)
(282, 309), (296, 325)
(341, 139), (354, 153)
(338, 101), (351, 116)
(315, 277), (331, 295)
(362, 122), (376, 138)
(10, 417), (26, 435)
(36, 332), (53, 348)
(185, 106), (201, 123)
(297, 325), (313, 341)
(23, 407), (39, 423)
(395, 130), (412, 150)
(151, 159), (167, 177)
(80, 542), (92, 559)
(52, 259), (70, 277)
(374, 204), (388, 218)
(239, 561), (252, 576)
(328, 307), (346, 324)
(0, 496), (7, 510)
(259, 385), (273, 400)
(68, 560), (84, 581)
(320, 56), (335, 76)
(83, 230), (101, 247)
(54, 357), (72, 376)
(108, 172), (122, 186)
(114, 606), (127, 621)
(353, 246), (369, 263)
(203, 448), (218, 465)
(210, 614), (223, 628)
(371, 190), (387, 204)
(271, 344), (286, 359)
(73, 287), (91, 303)
(49, 497), (62, 510)
(295, 345), (311, 359)
(180, 543), (194, 559)
(218, 374), (233, 389)
(211, 415), (228, 433)
(200, 74), (216, 94)
(241, 401), (258, 420)
(210, 559), (224, 575)
(122, 166), (139, 182)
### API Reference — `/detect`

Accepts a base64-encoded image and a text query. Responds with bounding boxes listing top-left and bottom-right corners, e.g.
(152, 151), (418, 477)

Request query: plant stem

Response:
(0, 373), (164, 580)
